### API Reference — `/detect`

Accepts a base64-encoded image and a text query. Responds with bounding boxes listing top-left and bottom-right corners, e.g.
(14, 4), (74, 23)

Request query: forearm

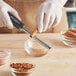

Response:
(57, 0), (68, 6)
(45, 0), (68, 7)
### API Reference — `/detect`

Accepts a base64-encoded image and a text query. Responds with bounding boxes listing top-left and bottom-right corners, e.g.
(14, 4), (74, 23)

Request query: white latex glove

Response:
(36, 0), (67, 32)
(0, 0), (21, 29)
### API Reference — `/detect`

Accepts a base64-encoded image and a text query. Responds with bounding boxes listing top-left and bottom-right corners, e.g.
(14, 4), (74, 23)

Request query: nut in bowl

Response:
(24, 38), (50, 57)
(10, 63), (35, 76)
(61, 28), (76, 47)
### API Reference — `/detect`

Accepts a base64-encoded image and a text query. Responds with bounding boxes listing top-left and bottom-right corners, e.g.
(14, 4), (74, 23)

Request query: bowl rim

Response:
(61, 31), (76, 39)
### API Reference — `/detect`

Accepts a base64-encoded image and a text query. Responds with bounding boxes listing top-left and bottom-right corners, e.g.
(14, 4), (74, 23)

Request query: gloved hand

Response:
(0, 0), (21, 29)
(36, 0), (67, 32)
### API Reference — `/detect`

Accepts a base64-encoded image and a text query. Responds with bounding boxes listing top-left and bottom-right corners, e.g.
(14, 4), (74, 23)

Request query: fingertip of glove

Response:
(7, 24), (13, 29)
(38, 29), (43, 33)
(8, 26), (13, 29)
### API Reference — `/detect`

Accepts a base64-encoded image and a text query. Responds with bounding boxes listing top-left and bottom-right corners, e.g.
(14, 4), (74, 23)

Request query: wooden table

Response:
(0, 33), (76, 76)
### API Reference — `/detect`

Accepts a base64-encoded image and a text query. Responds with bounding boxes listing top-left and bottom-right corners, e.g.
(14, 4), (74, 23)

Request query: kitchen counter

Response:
(0, 33), (76, 76)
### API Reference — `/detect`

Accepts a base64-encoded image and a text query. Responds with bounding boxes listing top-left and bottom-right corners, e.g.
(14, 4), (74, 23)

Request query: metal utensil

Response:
(8, 12), (51, 49)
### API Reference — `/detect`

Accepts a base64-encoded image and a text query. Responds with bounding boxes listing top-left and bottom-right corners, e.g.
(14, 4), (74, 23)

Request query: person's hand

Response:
(36, 0), (67, 32)
(0, 1), (21, 29)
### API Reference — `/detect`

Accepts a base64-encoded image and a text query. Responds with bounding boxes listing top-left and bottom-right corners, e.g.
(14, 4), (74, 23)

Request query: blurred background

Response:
(0, 0), (76, 33)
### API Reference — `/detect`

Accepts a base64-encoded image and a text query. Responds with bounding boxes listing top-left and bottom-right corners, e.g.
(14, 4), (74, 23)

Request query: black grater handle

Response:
(8, 12), (24, 29)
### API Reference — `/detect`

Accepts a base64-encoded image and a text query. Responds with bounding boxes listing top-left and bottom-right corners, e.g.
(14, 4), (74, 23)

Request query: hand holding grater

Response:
(8, 12), (51, 50)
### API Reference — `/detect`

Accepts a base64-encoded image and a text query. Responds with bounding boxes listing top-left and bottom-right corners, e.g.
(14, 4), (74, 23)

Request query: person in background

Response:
(0, 0), (68, 33)
(64, 0), (74, 7)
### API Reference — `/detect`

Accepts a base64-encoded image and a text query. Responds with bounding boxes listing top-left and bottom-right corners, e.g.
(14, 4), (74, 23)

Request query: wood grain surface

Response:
(0, 33), (76, 76)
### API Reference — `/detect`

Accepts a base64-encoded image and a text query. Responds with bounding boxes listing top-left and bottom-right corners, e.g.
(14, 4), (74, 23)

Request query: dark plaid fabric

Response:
(64, 0), (74, 7)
